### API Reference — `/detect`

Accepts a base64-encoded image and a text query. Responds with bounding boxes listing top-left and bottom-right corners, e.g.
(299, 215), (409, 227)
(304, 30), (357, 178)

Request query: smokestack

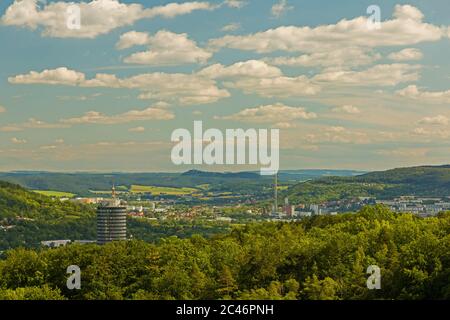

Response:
(274, 173), (278, 213)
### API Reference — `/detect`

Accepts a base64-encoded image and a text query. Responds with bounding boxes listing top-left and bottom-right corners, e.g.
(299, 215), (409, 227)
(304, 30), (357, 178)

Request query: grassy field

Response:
(33, 190), (76, 198)
(130, 185), (198, 195)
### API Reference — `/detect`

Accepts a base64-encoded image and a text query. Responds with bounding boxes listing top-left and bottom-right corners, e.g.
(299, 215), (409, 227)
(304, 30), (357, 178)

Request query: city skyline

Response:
(1, 0), (450, 172)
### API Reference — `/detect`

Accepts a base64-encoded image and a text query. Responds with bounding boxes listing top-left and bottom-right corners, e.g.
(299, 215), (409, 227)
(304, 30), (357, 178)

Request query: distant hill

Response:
(286, 165), (450, 203)
(0, 169), (363, 197)
(182, 169), (262, 179)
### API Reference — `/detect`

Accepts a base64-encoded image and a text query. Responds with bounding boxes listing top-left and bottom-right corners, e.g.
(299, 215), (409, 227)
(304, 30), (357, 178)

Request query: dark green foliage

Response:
(1, 206), (449, 300)
(0, 181), (93, 220)
(0, 181), (95, 251)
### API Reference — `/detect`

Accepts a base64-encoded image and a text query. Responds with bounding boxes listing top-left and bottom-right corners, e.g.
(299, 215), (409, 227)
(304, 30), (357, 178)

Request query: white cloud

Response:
(9, 67), (230, 105)
(271, 0), (293, 18)
(116, 31), (150, 50)
(268, 48), (381, 68)
(393, 4), (424, 21)
(198, 60), (282, 79)
(11, 137), (27, 144)
(1, 118), (70, 132)
(8, 67), (85, 86)
(418, 115), (449, 126)
(313, 64), (421, 86)
(61, 105), (175, 125)
(332, 105), (361, 114)
(326, 126), (346, 133)
(209, 5), (445, 53)
(224, 75), (320, 98)
(1, 0), (216, 38)
(224, 0), (247, 9)
(388, 48), (423, 61)
(301, 127), (371, 145)
(197, 60), (319, 98)
(118, 30), (212, 66)
(274, 122), (297, 129)
(220, 103), (316, 123)
(221, 22), (241, 32)
(396, 85), (450, 103)
(129, 73), (230, 105)
(128, 126), (145, 132)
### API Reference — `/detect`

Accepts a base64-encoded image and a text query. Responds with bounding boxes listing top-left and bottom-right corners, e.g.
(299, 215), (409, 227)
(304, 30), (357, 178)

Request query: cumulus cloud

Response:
(9, 67), (230, 105)
(219, 103), (316, 123)
(226, 75), (320, 98)
(116, 31), (150, 49)
(118, 30), (212, 66)
(8, 67), (85, 86)
(396, 85), (450, 103)
(418, 115), (449, 126)
(61, 105), (175, 125)
(313, 64), (421, 86)
(393, 4), (424, 21)
(388, 48), (423, 61)
(198, 60), (282, 79)
(268, 48), (381, 68)
(197, 60), (319, 98)
(332, 105), (361, 114)
(271, 0), (293, 18)
(1, 0), (217, 38)
(224, 0), (247, 8)
(209, 5), (445, 53)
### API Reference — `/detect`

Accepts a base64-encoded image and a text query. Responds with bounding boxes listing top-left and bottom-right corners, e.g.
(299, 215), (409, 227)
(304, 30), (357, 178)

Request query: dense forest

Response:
(1, 206), (449, 300)
(286, 165), (450, 203)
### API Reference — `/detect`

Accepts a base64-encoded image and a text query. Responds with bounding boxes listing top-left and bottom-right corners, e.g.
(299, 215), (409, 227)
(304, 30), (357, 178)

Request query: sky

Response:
(0, 0), (449, 172)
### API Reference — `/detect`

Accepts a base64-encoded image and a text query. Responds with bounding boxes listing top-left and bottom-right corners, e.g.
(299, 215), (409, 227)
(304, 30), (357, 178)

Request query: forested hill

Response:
(0, 181), (95, 250)
(0, 181), (93, 221)
(286, 165), (450, 203)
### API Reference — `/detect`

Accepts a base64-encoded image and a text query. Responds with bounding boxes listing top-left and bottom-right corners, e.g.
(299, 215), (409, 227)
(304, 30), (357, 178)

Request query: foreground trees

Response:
(0, 206), (449, 300)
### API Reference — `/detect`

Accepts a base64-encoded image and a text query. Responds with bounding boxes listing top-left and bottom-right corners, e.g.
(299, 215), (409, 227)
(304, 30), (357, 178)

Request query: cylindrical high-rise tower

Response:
(97, 185), (127, 244)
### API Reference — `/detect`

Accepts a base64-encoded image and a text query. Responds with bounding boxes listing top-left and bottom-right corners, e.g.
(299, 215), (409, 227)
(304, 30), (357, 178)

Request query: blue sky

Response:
(0, 0), (449, 172)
